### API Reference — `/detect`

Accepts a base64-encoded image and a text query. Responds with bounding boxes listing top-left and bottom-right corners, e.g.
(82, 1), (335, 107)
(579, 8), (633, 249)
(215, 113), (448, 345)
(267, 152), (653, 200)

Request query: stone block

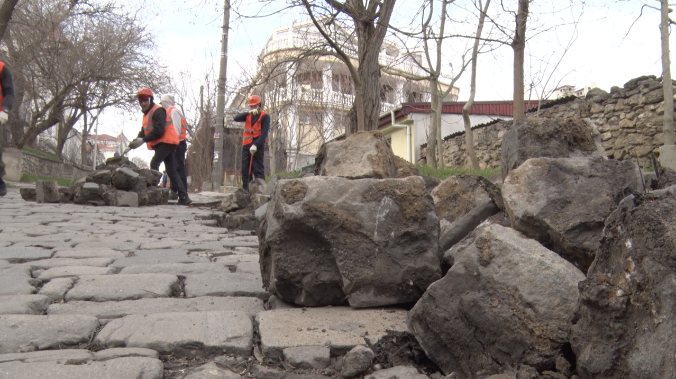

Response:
(48, 296), (264, 319)
(74, 182), (103, 205)
(184, 272), (269, 300)
(0, 314), (99, 353)
(35, 180), (60, 203)
(257, 308), (408, 358)
(147, 187), (169, 205)
(113, 190), (139, 207)
(94, 311), (253, 358)
(283, 346), (330, 369)
(19, 188), (36, 202)
(0, 357), (163, 379)
(37, 277), (75, 302)
(111, 167), (140, 190)
(0, 295), (51, 315)
(64, 274), (179, 302)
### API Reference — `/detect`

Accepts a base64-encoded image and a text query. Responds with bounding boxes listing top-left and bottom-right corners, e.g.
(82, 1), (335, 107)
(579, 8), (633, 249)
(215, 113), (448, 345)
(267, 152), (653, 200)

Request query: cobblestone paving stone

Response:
(0, 186), (410, 379)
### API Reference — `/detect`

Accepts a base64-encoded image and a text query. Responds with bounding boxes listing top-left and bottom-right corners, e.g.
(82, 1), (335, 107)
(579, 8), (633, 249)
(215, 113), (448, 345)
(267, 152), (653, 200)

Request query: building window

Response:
(332, 74), (353, 95)
(380, 84), (394, 104)
(299, 111), (323, 125)
(297, 71), (323, 89)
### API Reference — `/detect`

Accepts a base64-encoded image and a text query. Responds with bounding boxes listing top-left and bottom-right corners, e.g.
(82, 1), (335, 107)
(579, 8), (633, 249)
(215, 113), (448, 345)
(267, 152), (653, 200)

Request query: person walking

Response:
(160, 94), (188, 199)
(0, 61), (15, 197)
(234, 95), (269, 192)
(125, 88), (191, 205)
(160, 170), (167, 187)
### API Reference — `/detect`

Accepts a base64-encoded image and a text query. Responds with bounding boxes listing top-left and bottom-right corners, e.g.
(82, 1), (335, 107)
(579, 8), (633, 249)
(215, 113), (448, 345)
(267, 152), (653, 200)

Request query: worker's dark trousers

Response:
(170, 140), (188, 193)
(241, 145), (264, 192)
(150, 143), (188, 198)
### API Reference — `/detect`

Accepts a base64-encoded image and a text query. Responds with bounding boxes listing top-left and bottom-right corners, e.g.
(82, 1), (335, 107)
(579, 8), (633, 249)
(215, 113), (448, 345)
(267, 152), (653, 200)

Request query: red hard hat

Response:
(137, 87), (153, 98)
(248, 95), (261, 106)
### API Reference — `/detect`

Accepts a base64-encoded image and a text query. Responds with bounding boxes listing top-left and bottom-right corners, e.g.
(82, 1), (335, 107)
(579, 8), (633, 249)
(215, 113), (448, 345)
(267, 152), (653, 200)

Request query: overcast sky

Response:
(108, 0), (673, 167)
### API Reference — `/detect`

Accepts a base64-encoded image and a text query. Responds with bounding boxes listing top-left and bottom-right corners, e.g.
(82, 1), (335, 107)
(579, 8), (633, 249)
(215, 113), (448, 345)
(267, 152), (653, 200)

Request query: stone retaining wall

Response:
(3, 147), (91, 182)
(434, 75), (675, 168)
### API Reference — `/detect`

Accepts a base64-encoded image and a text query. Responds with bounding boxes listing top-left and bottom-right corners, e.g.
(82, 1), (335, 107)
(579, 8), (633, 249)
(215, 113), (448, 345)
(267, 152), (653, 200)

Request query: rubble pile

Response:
(21, 156), (168, 207)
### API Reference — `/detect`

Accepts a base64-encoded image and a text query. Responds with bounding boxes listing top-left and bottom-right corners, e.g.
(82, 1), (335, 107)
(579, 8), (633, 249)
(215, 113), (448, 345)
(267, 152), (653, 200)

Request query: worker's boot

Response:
(178, 195), (192, 206)
(169, 192), (178, 200)
(0, 179), (6, 197)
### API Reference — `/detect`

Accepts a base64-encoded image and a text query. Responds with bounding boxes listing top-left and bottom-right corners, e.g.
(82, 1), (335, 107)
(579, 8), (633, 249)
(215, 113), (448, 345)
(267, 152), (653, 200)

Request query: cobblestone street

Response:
(0, 185), (408, 379)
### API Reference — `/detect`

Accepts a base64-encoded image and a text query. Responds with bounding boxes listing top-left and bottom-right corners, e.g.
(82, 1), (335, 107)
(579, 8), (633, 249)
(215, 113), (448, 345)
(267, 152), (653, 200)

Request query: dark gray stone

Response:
(410, 224), (584, 377)
(111, 167), (140, 190)
(284, 346), (330, 369)
(433, 174), (503, 252)
(571, 189), (676, 379)
(500, 117), (606, 180)
(314, 131), (398, 179)
(260, 175), (441, 307)
(147, 186), (169, 205)
(74, 182), (104, 205)
(341, 345), (374, 378)
(35, 180), (60, 203)
(502, 157), (643, 272)
(92, 169), (113, 185)
(365, 366), (428, 379)
(19, 188), (36, 201)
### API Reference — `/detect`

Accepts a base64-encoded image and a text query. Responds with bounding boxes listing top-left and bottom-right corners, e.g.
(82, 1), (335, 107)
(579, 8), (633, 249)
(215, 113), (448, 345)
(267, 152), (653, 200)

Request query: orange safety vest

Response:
(0, 62), (5, 112)
(143, 104), (179, 149)
(242, 111), (267, 146)
(167, 106), (187, 141)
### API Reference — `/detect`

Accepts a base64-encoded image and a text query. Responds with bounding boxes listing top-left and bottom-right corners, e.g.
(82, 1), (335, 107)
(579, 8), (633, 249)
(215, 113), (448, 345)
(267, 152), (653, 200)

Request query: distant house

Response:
(86, 133), (129, 161)
(378, 101), (542, 163)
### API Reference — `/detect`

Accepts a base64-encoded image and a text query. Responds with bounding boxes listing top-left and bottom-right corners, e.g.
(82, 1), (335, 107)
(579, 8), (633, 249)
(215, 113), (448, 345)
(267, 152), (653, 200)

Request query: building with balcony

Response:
(230, 20), (459, 171)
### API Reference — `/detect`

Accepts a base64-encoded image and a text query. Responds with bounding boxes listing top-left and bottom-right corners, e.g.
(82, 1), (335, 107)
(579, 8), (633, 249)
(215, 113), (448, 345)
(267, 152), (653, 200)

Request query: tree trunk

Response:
(661, 0), (674, 146)
(81, 111), (89, 166)
(512, 0), (529, 123)
(428, 79), (439, 169)
(431, 78), (445, 168)
(462, 0), (491, 170)
(0, 0), (19, 42)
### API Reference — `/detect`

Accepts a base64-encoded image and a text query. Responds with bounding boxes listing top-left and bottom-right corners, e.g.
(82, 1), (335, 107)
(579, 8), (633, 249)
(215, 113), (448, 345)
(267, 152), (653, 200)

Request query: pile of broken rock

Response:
(20, 157), (168, 207)
(249, 119), (676, 379)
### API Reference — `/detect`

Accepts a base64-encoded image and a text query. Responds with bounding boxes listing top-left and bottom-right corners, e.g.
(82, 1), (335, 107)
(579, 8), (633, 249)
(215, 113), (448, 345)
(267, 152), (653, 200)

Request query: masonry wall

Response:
(3, 147), (91, 183)
(433, 75), (675, 169)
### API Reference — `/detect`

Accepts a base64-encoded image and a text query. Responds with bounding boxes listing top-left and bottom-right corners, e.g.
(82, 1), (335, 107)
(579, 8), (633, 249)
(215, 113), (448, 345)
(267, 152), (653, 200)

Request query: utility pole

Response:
(659, 0), (676, 169)
(212, 0), (230, 191)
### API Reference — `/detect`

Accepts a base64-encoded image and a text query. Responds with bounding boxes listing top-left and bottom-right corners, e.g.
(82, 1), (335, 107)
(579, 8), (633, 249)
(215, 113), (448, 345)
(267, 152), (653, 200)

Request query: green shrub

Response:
(20, 175), (73, 187)
(415, 165), (501, 180)
(266, 170), (300, 182)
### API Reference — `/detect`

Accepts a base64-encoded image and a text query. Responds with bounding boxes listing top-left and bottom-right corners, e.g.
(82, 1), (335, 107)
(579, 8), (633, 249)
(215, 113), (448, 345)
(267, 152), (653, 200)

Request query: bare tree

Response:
(2, 0), (168, 154)
(131, 156), (148, 169)
(299, 0), (396, 134)
(0, 0), (19, 41)
(462, 0), (492, 170)
(660, 0), (674, 146)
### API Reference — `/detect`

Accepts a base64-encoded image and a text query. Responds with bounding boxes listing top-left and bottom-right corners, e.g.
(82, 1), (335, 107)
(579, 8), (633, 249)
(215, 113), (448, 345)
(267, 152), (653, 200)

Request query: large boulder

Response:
(571, 187), (676, 379)
(259, 175), (441, 308)
(501, 117), (606, 180)
(502, 157), (643, 272)
(432, 174), (503, 252)
(408, 224), (585, 378)
(314, 131), (398, 179)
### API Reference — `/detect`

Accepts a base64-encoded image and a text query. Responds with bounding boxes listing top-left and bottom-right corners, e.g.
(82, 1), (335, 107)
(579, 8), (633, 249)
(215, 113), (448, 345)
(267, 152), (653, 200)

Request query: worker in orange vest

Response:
(0, 61), (15, 197)
(160, 94), (188, 199)
(125, 88), (191, 205)
(234, 95), (270, 192)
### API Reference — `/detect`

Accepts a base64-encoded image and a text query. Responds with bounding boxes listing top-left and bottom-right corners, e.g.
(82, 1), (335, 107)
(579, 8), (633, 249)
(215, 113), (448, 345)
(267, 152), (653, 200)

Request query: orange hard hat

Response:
(137, 87), (153, 98)
(248, 95), (261, 106)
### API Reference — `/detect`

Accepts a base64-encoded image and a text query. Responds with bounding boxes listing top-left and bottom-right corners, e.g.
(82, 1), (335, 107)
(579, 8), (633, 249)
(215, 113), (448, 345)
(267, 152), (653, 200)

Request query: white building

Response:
(231, 20), (458, 171)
